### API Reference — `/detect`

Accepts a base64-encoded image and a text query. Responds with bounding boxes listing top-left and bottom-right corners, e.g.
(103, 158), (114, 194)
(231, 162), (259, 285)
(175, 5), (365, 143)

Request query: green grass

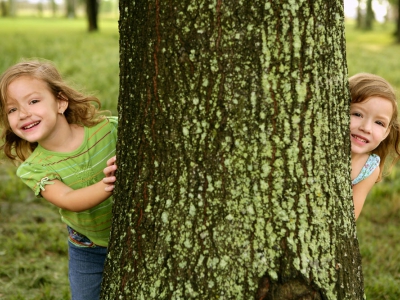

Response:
(0, 16), (400, 299)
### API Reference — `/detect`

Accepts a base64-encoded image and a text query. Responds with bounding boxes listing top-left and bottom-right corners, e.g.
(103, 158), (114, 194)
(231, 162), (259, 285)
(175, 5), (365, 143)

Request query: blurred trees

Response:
(355, 0), (400, 42)
(0, 0), (101, 33)
(0, 0), (8, 17)
(356, 0), (375, 30)
(65, 0), (76, 18)
(0, 0), (15, 17)
(102, 0), (364, 299)
(393, 0), (400, 42)
(385, 0), (399, 42)
(398, 0), (400, 42)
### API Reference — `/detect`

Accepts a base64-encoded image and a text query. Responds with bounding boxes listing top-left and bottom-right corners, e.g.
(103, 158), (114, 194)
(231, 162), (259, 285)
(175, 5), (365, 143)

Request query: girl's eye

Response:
(351, 112), (362, 117)
(30, 99), (40, 104)
(376, 121), (386, 127)
(7, 108), (17, 114)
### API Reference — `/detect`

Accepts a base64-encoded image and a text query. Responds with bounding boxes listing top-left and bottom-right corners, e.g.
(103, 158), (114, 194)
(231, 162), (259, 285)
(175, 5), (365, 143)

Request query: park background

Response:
(0, 0), (399, 299)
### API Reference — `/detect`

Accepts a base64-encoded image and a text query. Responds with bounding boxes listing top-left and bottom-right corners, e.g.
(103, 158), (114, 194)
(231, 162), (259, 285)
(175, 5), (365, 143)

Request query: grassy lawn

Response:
(0, 16), (399, 299)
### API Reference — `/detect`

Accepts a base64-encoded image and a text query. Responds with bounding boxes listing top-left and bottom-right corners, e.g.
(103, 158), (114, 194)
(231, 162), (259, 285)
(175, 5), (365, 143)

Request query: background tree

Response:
(386, 0), (400, 42)
(365, 0), (375, 29)
(357, 0), (363, 28)
(65, 0), (76, 18)
(86, 0), (99, 31)
(50, 0), (57, 17)
(3, 0), (16, 17)
(101, 0), (364, 299)
(356, 0), (376, 30)
(394, 0), (400, 42)
(1, 0), (8, 17)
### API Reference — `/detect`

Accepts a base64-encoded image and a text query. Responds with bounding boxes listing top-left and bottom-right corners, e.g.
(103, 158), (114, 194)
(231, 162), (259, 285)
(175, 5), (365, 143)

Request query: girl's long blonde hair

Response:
(349, 73), (400, 181)
(0, 59), (107, 162)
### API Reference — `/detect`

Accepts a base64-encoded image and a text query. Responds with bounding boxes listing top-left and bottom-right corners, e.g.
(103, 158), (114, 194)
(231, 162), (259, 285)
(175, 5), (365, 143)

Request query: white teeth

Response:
(24, 122), (39, 129)
(352, 134), (367, 143)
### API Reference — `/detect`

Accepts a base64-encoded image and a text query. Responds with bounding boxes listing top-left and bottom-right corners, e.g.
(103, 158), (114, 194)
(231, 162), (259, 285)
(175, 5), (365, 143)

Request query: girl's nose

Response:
(359, 120), (371, 133)
(19, 106), (31, 119)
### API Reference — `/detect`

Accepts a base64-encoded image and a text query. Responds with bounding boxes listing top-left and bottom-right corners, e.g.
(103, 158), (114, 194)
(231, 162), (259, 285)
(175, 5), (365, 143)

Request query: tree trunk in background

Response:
(1, 0), (8, 17)
(102, 0), (364, 299)
(365, 0), (374, 30)
(86, 0), (99, 31)
(7, 0), (15, 17)
(356, 0), (363, 28)
(65, 0), (75, 18)
(50, 0), (56, 17)
(37, 1), (43, 17)
(397, 0), (400, 43)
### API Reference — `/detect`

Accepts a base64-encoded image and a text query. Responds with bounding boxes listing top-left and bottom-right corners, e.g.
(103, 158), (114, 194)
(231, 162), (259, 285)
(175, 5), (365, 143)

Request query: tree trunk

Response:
(1, 0), (8, 17)
(102, 0), (365, 299)
(50, 0), (56, 17)
(65, 0), (75, 19)
(365, 0), (374, 30)
(356, 0), (363, 29)
(397, 0), (400, 43)
(86, 0), (99, 31)
(7, 0), (15, 17)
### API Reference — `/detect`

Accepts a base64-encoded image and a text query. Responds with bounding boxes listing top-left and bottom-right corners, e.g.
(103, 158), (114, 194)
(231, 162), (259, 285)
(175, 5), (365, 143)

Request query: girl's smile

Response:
(21, 120), (41, 130)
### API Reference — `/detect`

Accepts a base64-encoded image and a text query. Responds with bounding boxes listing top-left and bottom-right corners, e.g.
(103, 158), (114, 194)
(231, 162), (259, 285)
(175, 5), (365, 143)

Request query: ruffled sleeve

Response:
(16, 162), (60, 197)
(352, 154), (380, 186)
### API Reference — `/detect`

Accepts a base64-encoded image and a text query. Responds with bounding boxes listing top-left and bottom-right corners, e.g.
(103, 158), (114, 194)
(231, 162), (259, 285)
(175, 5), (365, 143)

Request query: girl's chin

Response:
(350, 146), (367, 155)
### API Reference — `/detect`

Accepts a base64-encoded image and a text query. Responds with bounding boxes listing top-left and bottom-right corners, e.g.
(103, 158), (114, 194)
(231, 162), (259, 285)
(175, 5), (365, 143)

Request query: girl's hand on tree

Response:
(103, 155), (117, 192)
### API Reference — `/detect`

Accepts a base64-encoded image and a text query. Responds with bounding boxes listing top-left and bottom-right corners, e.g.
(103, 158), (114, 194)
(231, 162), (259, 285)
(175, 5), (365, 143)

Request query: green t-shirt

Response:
(17, 117), (118, 247)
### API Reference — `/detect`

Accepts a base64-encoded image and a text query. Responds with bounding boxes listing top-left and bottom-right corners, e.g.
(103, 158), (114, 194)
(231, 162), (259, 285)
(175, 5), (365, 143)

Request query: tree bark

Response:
(102, 0), (365, 299)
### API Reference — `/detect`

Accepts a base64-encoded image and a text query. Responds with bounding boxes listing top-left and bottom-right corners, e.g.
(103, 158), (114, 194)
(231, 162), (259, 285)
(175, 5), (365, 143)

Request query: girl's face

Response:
(350, 96), (393, 156)
(5, 76), (67, 147)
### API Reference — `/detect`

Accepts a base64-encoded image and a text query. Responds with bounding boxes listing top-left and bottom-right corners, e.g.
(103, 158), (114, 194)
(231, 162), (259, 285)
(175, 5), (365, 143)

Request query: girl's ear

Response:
(57, 92), (69, 114)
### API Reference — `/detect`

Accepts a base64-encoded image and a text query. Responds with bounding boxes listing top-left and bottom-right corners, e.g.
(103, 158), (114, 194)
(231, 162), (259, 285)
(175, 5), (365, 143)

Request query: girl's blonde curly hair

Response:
(0, 59), (107, 162)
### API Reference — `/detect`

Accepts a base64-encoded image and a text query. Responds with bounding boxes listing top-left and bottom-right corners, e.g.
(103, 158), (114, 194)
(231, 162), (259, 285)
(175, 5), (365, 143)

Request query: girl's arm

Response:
(352, 166), (379, 220)
(41, 180), (113, 212)
(41, 156), (118, 212)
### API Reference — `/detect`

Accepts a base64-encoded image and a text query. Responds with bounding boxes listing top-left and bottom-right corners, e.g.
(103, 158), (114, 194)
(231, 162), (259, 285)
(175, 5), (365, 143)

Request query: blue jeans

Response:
(67, 227), (107, 300)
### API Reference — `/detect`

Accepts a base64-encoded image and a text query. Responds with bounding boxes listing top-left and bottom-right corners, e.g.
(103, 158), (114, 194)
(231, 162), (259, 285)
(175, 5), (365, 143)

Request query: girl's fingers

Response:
(103, 176), (116, 184)
(104, 185), (115, 192)
(107, 156), (117, 167)
(103, 156), (117, 192)
(103, 164), (117, 177)
(103, 176), (116, 192)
